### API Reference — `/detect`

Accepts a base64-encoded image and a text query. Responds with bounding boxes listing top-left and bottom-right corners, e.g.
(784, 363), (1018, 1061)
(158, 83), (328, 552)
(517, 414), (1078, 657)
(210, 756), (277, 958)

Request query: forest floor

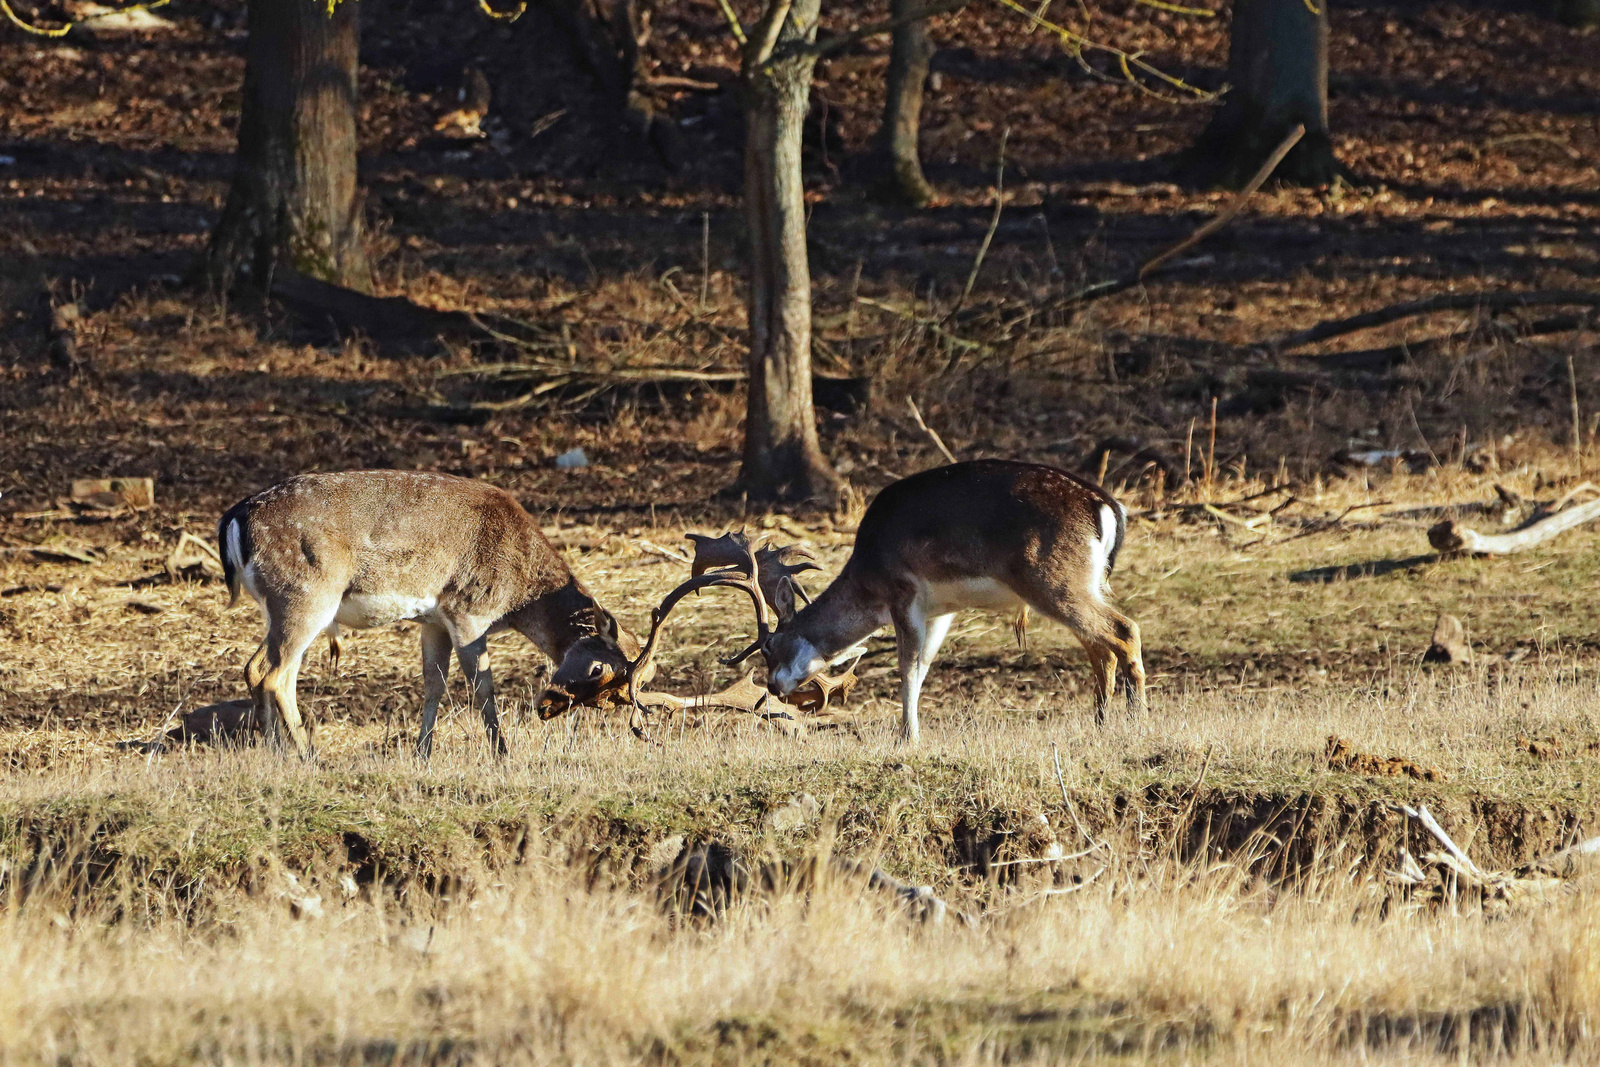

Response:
(6, 0), (1600, 1061)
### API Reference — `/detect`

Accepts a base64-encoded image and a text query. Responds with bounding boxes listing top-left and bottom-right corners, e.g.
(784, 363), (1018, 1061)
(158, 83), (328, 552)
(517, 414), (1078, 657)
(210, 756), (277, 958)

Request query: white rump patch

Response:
(1086, 503), (1118, 604)
(224, 518), (245, 577)
(240, 560), (265, 606)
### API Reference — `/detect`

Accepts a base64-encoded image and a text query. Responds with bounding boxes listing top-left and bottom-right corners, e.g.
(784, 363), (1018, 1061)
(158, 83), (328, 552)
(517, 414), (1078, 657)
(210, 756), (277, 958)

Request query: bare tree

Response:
(207, 0), (371, 293)
(1188, 0), (1337, 188)
(870, 0), (936, 206)
(732, 0), (840, 503)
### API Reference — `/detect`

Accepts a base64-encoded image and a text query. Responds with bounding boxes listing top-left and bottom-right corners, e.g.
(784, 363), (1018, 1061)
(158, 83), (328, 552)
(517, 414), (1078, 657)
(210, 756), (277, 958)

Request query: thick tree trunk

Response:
(207, 0), (371, 293)
(733, 0), (840, 504)
(870, 0), (935, 206)
(1188, 0), (1338, 188)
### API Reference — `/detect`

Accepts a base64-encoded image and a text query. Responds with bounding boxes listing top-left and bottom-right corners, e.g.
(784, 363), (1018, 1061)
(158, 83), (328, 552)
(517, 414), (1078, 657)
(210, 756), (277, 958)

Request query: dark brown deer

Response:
(218, 470), (639, 759)
(755, 460), (1145, 742)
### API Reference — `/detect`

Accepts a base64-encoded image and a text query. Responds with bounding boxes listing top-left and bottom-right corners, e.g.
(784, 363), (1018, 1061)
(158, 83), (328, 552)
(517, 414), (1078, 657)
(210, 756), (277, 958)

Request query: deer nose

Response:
(537, 689), (573, 720)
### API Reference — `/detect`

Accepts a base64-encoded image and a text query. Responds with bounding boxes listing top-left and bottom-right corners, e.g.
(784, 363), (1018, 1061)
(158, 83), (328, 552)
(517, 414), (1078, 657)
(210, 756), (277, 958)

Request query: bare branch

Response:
(782, 0), (970, 60)
(749, 0), (796, 65)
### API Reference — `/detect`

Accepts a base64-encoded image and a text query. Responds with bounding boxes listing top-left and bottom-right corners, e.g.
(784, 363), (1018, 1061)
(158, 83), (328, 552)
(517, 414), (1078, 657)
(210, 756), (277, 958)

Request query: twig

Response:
(631, 539), (692, 564)
(952, 127), (1009, 318)
(857, 296), (992, 353)
(1271, 290), (1600, 352)
(1405, 395), (1441, 471)
(906, 398), (959, 465)
(1052, 742), (1096, 846)
(1570, 351), (1583, 472)
(1134, 483), (1292, 519)
(997, 126), (1301, 326)
(714, 0), (748, 44)
(1183, 418), (1194, 490)
(1204, 395), (1218, 497)
(1191, 743), (1214, 791)
(1035, 865), (1107, 896)
(1201, 503), (1270, 530)
(1169, 742), (1216, 848)
(986, 847), (1098, 868)
(1274, 500), (1394, 543)
(1550, 481), (1599, 513)
(1138, 124), (1304, 280)
(700, 211), (712, 312)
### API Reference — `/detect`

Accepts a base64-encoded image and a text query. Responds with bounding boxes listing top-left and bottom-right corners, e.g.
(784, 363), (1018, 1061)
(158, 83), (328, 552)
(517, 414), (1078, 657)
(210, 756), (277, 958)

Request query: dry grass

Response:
(4, 690), (1600, 1065)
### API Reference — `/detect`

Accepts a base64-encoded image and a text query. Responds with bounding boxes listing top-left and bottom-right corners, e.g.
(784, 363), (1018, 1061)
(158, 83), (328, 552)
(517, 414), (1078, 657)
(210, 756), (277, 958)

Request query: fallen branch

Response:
(271, 268), (476, 354)
(1272, 291), (1600, 353)
(1139, 124), (1304, 280)
(1428, 496), (1600, 556)
(1134, 483), (1293, 520)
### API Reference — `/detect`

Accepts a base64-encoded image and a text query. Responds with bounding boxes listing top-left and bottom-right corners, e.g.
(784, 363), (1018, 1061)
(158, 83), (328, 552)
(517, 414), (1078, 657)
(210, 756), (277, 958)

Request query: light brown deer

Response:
(754, 460), (1145, 742)
(218, 470), (639, 759)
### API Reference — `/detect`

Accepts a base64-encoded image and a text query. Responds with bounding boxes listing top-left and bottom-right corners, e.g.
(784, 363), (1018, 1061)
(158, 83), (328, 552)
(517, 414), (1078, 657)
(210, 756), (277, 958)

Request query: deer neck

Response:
(507, 578), (610, 659)
(788, 572), (889, 660)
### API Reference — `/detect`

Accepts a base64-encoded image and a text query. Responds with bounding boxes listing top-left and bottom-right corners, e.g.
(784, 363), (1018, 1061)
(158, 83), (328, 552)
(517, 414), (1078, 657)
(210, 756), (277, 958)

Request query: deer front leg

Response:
(891, 605), (952, 745)
(416, 623), (452, 760)
(456, 636), (507, 758)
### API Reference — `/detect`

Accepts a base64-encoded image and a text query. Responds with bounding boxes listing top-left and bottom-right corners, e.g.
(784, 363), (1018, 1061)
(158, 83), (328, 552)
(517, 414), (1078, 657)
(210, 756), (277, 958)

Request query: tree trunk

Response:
(207, 0), (371, 293)
(870, 0), (935, 206)
(733, 0), (840, 504)
(1188, 0), (1337, 188)
(545, 0), (686, 168)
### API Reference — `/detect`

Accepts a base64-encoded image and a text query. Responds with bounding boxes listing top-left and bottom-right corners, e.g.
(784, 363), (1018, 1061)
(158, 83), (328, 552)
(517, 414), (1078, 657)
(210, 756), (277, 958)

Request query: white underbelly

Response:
(334, 592), (440, 629)
(918, 576), (1024, 616)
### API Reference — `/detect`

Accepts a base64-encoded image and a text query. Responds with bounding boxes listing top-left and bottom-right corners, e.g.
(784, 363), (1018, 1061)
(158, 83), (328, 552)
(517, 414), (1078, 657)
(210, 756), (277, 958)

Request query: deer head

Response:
(537, 608), (638, 720)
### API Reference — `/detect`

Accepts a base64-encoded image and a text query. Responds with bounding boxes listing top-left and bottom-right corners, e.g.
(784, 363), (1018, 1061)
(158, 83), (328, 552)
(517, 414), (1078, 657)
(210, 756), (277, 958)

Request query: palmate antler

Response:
(625, 531), (855, 739)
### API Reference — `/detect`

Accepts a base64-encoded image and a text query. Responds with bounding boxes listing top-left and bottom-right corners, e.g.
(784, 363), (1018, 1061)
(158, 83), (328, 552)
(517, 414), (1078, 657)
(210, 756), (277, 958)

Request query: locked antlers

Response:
(624, 531), (855, 738)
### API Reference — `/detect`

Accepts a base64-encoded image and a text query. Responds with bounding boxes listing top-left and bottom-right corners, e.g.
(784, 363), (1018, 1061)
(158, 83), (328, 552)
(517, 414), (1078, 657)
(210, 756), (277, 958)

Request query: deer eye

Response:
(589, 662), (605, 678)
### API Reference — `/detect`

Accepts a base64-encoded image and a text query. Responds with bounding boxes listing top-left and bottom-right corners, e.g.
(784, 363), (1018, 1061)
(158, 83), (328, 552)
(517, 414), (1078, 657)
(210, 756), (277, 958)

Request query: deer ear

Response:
(599, 609), (620, 640)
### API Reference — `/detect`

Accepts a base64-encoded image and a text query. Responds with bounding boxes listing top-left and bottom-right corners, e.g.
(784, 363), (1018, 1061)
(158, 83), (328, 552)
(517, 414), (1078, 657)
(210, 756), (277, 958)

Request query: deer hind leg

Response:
(245, 638), (273, 745)
(1107, 612), (1147, 714)
(455, 634), (507, 758)
(259, 601), (335, 760)
(416, 623), (452, 760)
(1023, 593), (1124, 726)
(1075, 637), (1118, 726)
